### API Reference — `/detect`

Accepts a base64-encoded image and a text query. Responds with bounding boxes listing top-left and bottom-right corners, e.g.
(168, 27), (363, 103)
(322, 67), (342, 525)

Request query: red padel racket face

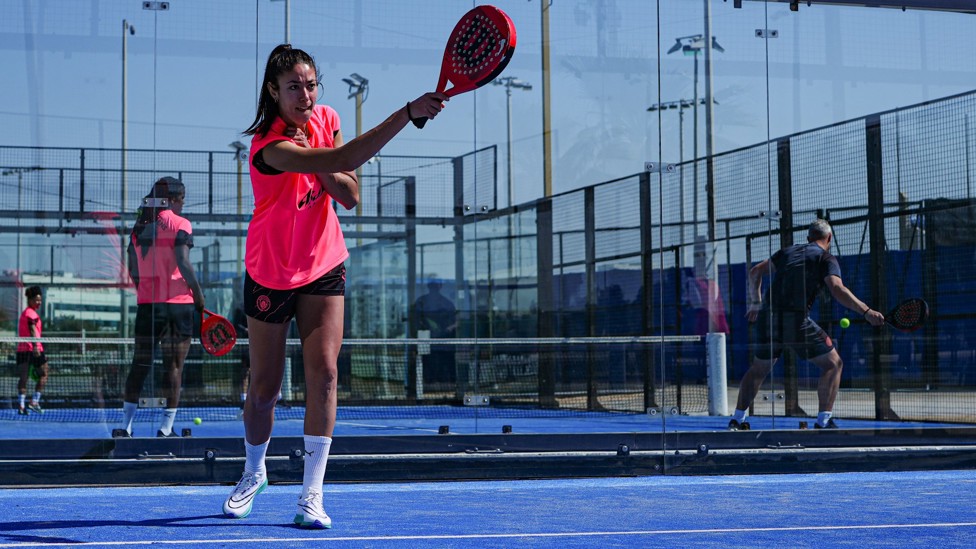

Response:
(201, 309), (237, 356)
(437, 5), (516, 97)
(887, 298), (929, 332)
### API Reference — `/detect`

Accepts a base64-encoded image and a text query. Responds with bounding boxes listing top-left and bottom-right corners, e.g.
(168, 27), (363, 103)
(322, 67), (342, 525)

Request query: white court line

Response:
(3, 522), (976, 547)
(336, 420), (441, 433)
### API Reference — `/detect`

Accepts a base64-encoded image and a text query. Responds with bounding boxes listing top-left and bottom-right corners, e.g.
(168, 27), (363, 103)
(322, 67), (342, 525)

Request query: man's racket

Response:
(201, 309), (237, 356)
(413, 5), (517, 128)
(885, 298), (929, 332)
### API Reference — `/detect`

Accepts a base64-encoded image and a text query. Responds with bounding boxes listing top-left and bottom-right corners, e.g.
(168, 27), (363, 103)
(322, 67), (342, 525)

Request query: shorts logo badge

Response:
(256, 295), (271, 312)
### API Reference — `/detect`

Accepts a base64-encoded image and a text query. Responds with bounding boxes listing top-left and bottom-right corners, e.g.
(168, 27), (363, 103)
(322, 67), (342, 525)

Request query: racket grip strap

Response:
(407, 102), (428, 129)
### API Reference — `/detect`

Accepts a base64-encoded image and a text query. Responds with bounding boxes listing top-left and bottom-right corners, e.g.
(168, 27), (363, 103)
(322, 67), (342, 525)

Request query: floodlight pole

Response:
(649, 98), (710, 248)
(344, 73), (368, 230)
(121, 18), (134, 339)
(494, 77), (532, 313)
(704, 0), (718, 246)
(270, 0), (290, 42)
(493, 77), (533, 209)
(229, 141), (248, 280)
(668, 33), (722, 242)
(703, 0), (720, 332)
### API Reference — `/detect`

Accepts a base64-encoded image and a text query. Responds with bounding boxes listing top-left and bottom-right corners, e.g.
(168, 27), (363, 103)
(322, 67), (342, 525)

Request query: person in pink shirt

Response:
(115, 177), (205, 438)
(222, 44), (446, 528)
(16, 286), (48, 415)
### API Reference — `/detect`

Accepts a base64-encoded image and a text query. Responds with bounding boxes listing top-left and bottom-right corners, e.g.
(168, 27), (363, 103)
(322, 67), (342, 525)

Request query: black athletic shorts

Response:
(243, 262), (346, 324)
(752, 309), (835, 361)
(16, 351), (47, 368)
(134, 302), (196, 339)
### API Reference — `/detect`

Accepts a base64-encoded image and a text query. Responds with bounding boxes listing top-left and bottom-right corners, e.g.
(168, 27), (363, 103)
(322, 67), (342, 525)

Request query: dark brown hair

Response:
(244, 44), (319, 138)
(133, 176), (186, 257)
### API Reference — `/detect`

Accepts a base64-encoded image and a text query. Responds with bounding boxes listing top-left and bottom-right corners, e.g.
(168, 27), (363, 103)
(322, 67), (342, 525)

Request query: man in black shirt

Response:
(730, 220), (885, 430)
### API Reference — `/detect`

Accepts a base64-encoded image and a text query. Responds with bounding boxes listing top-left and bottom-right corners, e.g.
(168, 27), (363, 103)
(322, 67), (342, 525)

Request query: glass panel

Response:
(2, 0), (975, 481)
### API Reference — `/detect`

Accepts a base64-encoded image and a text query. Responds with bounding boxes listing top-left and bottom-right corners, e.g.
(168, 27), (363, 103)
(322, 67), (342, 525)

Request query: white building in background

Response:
(0, 271), (132, 334)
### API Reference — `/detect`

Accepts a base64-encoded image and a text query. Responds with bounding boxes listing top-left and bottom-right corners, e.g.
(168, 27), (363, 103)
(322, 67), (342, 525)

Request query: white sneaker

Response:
(222, 471), (267, 519)
(294, 490), (332, 529)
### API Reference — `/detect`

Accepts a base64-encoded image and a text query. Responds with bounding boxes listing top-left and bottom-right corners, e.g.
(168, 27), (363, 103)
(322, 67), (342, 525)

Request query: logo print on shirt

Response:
(297, 182), (327, 210)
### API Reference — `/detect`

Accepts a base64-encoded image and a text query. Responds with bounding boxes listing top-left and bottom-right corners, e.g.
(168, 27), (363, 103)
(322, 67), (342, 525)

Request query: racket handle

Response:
(407, 102), (428, 129)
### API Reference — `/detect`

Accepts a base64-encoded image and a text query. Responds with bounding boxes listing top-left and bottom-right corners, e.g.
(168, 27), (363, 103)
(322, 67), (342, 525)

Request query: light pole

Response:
(270, 0), (290, 43)
(121, 18), (134, 339)
(229, 141), (248, 281)
(647, 97), (714, 247)
(492, 76), (532, 209)
(667, 34), (723, 236)
(122, 20), (134, 217)
(343, 73), (368, 246)
(493, 77), (531, 316)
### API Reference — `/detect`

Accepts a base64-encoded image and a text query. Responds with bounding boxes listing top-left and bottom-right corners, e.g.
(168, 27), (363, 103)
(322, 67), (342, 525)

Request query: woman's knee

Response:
(248, 381), (282, 410)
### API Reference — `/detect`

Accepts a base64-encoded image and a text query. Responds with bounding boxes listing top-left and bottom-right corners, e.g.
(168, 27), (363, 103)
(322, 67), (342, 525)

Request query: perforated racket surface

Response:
(413, 5), (516, 128)
(201, 309), (237, 356)
(886, 298), (929, 332)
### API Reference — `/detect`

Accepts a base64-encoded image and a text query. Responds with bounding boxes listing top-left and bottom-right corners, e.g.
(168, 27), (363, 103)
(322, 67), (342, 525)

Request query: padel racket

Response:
(885, 298), (929, 332)
(413, 5), (517, 128)
(201, 309), (237, 356)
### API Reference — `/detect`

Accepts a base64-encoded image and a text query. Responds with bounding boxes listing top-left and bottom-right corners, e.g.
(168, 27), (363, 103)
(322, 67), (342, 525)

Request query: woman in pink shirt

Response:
(117, 177), (205, 438)
(223, 44), (446, 528)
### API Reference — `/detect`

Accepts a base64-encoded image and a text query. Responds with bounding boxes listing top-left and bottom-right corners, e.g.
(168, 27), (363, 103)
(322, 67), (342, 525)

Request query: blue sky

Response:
(1, 0), (974, 205)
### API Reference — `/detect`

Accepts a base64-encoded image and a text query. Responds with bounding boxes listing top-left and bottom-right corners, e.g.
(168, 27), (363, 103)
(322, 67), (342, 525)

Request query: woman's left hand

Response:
(285, 126), (310, 148)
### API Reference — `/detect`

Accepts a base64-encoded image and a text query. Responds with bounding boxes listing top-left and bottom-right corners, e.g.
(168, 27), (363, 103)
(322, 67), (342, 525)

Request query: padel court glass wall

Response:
(2, 0), (976, 467)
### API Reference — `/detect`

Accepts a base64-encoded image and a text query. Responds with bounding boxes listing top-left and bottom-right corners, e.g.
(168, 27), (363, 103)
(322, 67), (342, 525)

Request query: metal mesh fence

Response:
(3, 91), (976, 423)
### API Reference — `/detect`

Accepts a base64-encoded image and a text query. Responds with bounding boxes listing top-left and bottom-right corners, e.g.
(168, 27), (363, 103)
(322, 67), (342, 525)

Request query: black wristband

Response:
(406, 102), (421, 124)
(862, 308), (871, 318)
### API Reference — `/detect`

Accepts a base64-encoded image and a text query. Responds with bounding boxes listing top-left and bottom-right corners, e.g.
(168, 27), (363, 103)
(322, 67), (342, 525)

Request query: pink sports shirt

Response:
(17, 306), (43, 353)
(130, 209), (196, 305)
(246, 104), (349, 290)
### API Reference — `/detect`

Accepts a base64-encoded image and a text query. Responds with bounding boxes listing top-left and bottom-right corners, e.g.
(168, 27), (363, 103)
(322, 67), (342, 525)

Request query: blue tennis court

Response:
(0, 405), (963, 440)
(2, 470), (975, 547)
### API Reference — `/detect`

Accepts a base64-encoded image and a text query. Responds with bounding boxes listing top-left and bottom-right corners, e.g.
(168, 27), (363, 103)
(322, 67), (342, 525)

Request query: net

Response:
(0, 335), (707, 422)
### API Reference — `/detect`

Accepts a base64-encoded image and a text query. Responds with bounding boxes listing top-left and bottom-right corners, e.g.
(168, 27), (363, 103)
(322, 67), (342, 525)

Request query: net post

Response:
(282, 356), (293, 401)
(706, 332), (728, 416)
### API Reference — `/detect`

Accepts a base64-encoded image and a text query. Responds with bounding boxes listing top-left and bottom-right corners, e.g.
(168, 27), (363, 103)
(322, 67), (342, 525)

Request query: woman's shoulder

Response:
(311, 104), (340, 129)
(250, 117), (290, 150)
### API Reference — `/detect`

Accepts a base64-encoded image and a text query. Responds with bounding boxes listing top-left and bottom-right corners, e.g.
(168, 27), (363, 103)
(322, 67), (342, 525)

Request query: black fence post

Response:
(405, 176), (419, 403)
(536, 198), (556, 408)
(639, 171), (658, 410)
(778, 137), (804, 417)
(866, 114), (897, 420)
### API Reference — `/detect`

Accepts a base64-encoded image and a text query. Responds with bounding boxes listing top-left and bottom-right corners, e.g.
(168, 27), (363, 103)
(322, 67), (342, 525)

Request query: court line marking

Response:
(337, 421), (440, 432)
(3, 521), (976, 547)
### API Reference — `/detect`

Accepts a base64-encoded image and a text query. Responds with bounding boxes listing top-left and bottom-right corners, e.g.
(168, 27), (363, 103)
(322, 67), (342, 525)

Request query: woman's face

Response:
(169, 193), (185, 215)
(269, 63), (318, 128)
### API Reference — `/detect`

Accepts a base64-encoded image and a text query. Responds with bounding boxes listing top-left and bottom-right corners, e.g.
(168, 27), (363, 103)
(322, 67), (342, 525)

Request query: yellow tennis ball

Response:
(839, 318), (850, 329)
(193, 417), (202, 425)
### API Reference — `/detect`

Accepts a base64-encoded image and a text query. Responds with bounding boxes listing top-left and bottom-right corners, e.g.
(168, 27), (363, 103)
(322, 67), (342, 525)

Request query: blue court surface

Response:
(1, 470), (975, 547)
(0, 406), (963, 440)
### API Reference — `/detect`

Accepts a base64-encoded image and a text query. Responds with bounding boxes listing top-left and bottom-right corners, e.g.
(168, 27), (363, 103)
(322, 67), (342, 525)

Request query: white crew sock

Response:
(732, 409), (748, 422)
(817, 411), (833, 426)
(302, 435), (332, 496)
(245, 439), (270, 477)
(159, 408), (178, 435)
(121, 401), (138, 434)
